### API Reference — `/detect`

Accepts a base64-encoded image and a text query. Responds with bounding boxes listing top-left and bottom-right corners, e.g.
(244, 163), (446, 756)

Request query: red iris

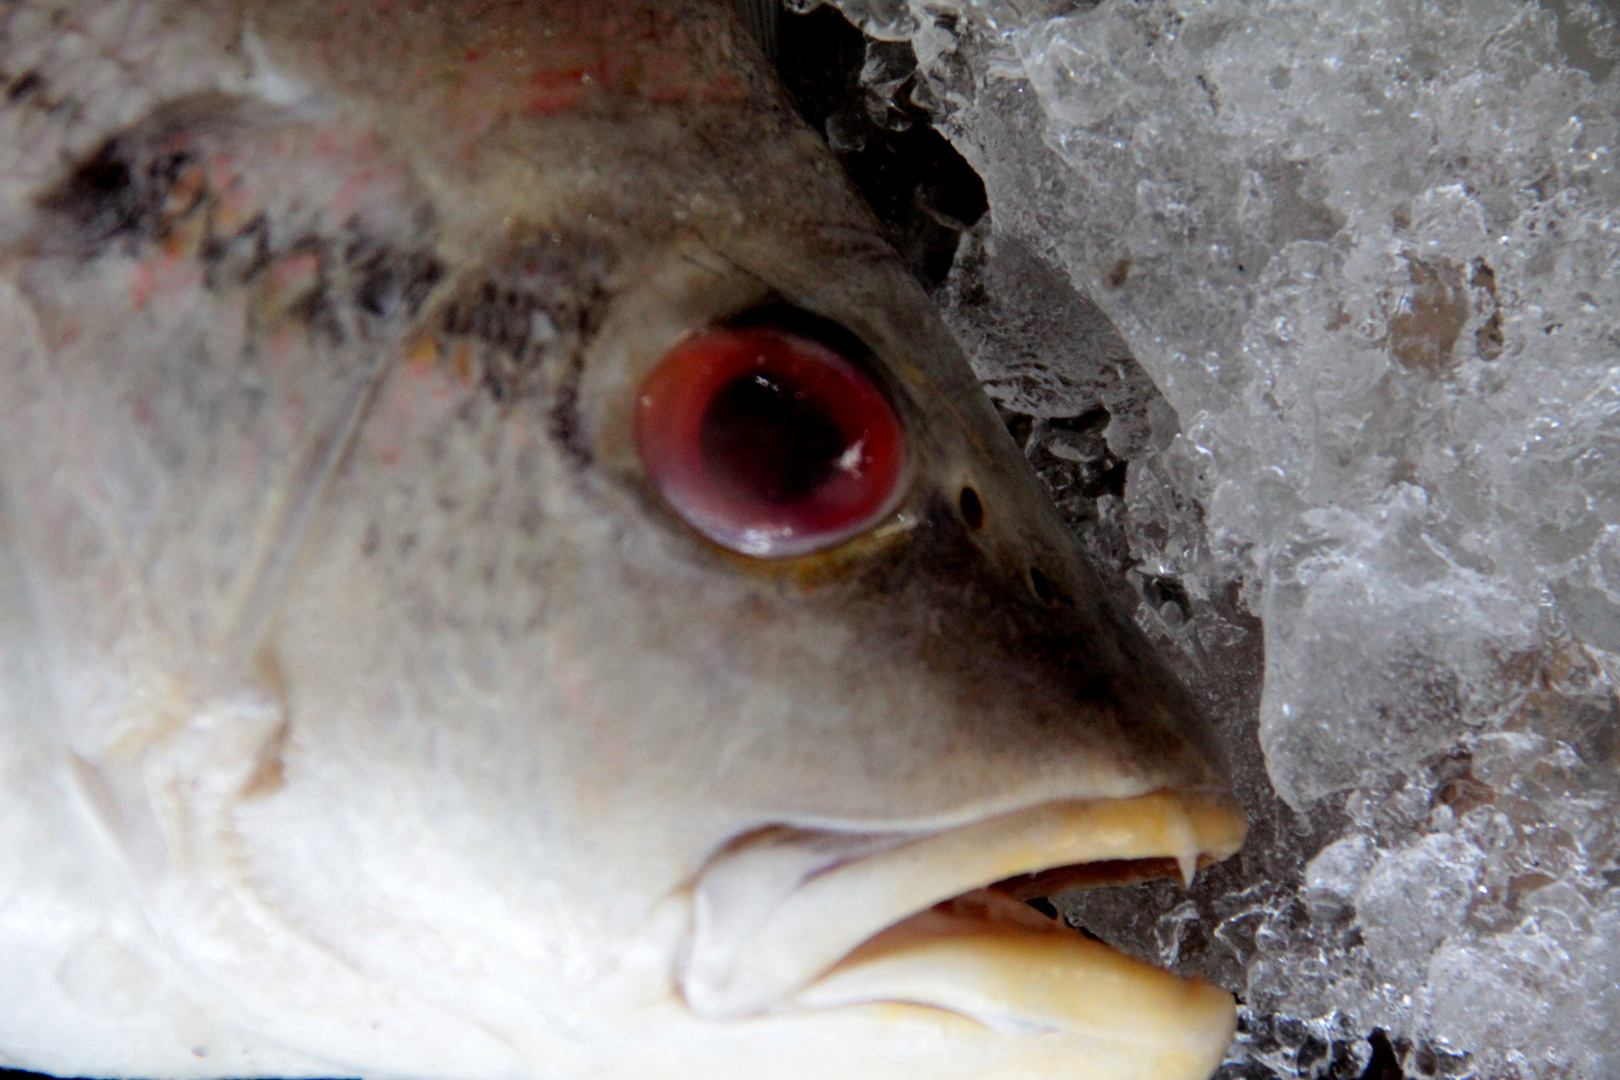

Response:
(636, 325), (906, 558)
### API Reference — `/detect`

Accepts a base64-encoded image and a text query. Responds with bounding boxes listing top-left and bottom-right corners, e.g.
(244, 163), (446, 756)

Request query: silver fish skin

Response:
(0, 3), (1244, 1079)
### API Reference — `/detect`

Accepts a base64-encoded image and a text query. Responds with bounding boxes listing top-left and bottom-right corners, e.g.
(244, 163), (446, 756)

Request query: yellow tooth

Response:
(1177, 853), (1200, 888)
(793, 897), (1235, 1080)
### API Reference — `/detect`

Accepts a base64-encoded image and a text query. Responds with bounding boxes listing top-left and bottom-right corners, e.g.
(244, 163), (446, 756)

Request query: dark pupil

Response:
(700, 372), (849, 505)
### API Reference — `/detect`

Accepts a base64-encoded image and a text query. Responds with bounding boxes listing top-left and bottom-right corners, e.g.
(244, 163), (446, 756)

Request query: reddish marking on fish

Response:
(266, 252), (319, 299)
(313, 129), (346, 160)
(450, 2), (748, 115)
(526, 68), (590, 117)
(129, 252), (201, 310)
(205, 152), (243, 200)
(700, 76), (745, 103)
(375, 354), (463, 468)
(333, 167), (382, 220)
(130, 259), (160, 309)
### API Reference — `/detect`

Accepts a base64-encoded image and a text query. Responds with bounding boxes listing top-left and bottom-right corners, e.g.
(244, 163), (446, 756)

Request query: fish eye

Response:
(635, 324), (906, 558)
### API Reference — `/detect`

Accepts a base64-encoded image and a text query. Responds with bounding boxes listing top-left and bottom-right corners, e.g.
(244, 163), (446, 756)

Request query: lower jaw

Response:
(796, 886), (1236, 1048)
(618, 986), (1235, 1080)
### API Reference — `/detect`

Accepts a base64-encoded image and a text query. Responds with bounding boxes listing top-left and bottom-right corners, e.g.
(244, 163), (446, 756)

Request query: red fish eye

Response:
(636, 325), (907, 558)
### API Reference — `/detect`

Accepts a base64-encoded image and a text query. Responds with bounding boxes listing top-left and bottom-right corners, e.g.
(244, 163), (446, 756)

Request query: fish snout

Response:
(839, 481), (1234, 804)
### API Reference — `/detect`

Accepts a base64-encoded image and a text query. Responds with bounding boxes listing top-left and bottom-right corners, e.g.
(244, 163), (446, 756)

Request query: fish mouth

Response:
(680, 790), (1245, 1058)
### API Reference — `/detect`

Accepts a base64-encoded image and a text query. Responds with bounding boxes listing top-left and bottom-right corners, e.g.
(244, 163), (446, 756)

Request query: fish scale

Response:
(0, 3), (1244, 1079)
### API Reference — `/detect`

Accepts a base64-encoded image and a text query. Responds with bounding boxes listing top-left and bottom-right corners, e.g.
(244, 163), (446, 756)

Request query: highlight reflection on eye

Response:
(636, 325), (906, 558)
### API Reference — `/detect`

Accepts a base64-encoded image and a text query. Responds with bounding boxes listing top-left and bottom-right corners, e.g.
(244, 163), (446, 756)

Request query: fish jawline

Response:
(679, 790), (1245, 1052)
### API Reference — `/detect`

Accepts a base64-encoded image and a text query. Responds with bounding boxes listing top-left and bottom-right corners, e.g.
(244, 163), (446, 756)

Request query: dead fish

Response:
(0, 2), (1245, 1078)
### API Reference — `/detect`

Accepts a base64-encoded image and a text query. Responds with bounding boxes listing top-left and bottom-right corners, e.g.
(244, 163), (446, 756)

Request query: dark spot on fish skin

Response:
(6, 70), (44, 102)
(38, 100), (229, 251)
(348, 239), (445, 320)
(1106, 257), (1132, 289)
(200, 211), (272, 288)
(548, 352), (592, 466)
(40, 103), (452, 357)
(443, 281), (532, 354)
(436, 233), (613, 412)
(958, 485), (984, 528)
(40, 139), (161, 246)
(361, 521), (381, 557)
(289, 281), (347, 346)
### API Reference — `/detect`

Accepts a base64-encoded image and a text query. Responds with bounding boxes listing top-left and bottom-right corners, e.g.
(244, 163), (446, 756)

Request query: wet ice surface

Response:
(797, 0), (1620, 1076)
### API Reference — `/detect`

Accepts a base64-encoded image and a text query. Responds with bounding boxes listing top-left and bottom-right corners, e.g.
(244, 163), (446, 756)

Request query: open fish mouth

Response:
(681, 791), (1246, 1051)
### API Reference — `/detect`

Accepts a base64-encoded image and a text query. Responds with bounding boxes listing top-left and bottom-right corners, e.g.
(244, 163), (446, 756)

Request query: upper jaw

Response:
(678, 789), (1246, 1047)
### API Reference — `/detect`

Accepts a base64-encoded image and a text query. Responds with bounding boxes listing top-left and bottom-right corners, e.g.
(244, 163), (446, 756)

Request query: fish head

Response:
(0, 2), (1244, 1077)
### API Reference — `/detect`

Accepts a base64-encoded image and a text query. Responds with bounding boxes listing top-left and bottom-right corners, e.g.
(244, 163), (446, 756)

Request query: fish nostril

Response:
(958, 485), (984, 529)
(1028, 566), (1056, 604)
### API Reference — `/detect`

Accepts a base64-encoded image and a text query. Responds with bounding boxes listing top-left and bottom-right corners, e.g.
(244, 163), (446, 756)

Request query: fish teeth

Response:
(1177, 853), (1199, 889)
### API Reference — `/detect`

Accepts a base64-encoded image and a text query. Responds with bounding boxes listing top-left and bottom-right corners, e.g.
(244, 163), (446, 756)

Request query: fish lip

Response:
(678, 789), (1246, 1026)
